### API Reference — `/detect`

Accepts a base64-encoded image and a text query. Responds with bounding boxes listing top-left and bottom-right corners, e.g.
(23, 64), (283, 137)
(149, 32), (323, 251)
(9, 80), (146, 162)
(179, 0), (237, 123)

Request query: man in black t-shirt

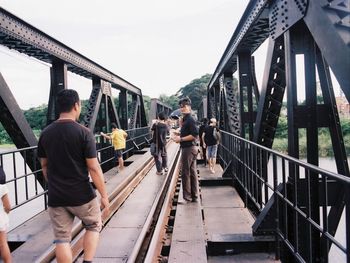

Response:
(173, 97), (199, 203)
(151, 111), (169, 175)
(38, 89), (110, 263)
(198, 118), (208, 166)
(202, 118), (220, 174)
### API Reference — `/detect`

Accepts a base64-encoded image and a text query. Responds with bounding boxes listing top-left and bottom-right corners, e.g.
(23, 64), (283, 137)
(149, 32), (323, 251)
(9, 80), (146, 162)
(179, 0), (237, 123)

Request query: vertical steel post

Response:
(47, 60), (67, 125)
(119, 89), (128, 130)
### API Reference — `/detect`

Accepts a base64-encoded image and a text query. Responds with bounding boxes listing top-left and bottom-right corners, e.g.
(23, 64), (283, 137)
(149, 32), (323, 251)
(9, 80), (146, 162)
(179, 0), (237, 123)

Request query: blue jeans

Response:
(207, 144), (218, 158)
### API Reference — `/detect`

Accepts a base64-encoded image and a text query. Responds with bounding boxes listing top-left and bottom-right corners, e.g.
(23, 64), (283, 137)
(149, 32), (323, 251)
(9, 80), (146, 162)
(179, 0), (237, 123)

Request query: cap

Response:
(178, 97), (192, 107)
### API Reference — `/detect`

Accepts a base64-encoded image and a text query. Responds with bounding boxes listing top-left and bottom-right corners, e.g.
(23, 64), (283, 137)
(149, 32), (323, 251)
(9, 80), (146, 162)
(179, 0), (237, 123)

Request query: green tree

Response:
(23, 104), (48, 130)
(159, 94), (178, 110)
(176, 74), (212, 110)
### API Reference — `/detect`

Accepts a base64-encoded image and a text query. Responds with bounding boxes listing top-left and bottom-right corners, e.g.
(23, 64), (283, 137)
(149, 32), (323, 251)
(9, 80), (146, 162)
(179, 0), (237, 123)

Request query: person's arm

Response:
(173, 134), (196, 143)
(202, 132), (206, 148)
(40, 158), (48, 181)
(1, 194), (10, 213)
(100, 132), (112, 140)
(123, 130), (128, 139)
(86, 158), (110, 218)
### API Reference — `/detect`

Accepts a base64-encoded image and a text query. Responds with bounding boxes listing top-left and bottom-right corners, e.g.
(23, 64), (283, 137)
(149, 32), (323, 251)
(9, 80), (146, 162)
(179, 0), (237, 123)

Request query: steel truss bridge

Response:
(0, 0), (349, 262)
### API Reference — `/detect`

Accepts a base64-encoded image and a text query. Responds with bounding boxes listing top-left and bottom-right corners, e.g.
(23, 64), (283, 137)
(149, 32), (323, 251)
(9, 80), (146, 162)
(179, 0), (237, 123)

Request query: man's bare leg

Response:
(55, 243), (72, 263)
(118, 157), (124, 170)
(83, 230), (99, 261)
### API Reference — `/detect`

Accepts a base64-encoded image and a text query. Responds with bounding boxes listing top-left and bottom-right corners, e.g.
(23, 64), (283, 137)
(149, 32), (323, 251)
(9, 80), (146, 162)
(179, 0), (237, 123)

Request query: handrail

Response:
(221, 130), (350, 182)
(0, 127), (152, 220)
(218, 131), (349, 262)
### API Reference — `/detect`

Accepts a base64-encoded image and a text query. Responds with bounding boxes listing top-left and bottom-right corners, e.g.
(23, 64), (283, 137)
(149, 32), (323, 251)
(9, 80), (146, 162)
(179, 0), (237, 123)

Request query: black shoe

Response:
(192, 198), (198, 202)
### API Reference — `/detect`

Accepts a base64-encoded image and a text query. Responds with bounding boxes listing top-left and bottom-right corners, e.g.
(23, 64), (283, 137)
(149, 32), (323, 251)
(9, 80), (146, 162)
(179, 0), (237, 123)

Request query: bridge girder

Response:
(208, 0), (350, 261)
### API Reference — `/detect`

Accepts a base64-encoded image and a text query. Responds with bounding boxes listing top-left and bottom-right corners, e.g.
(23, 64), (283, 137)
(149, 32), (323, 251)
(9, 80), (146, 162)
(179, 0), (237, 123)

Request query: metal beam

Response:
(83, 78), (103, 131)
(47, 60), (67, 125)
(0, 7), (142, 96)
(0, 72), (44, 187)
(208, 0), (270, 89)
(303, 0), (350, 102)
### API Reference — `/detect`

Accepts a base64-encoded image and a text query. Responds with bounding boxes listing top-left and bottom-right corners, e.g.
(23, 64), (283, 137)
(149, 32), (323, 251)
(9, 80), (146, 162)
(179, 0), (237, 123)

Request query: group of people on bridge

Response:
(0, 89), (221, 263)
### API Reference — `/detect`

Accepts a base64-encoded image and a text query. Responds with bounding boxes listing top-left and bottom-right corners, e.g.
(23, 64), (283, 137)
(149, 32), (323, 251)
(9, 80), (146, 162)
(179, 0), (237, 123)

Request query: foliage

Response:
(158, 94), (178, 110)
(176, 74), (212, 110)
(142, 95), (151, 122)
(0, 124), (11, 144)
(23, 104), (47, 130)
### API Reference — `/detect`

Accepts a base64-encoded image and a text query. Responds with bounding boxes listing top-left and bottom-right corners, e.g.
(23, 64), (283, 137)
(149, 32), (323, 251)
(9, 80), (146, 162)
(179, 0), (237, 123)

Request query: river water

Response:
(0, 147), (347, 261)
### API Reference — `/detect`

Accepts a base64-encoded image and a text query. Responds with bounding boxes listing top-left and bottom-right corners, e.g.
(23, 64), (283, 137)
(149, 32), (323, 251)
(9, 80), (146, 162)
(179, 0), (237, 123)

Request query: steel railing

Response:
(0, 126), (151, 216)
(218, 131), (350, 262)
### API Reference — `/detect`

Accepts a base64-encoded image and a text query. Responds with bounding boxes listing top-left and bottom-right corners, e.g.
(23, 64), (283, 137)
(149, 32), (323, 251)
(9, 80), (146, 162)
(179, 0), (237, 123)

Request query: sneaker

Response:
(179, 198), (192, 204)
(164, 168), (169, 173)
(156, 171), (163, 175)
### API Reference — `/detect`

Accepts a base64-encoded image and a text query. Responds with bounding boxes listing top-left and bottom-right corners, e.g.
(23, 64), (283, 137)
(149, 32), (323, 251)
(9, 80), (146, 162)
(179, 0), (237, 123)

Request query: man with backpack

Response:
(202, 118), (220, 174)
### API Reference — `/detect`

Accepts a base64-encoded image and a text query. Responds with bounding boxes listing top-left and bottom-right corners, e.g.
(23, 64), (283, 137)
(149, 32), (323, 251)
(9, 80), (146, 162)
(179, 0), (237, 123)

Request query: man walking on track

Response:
(38, 89), (110, 263)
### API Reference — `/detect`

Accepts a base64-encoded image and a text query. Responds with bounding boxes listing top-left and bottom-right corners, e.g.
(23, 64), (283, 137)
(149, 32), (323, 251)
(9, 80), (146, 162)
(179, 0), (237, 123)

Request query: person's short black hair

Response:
(56, 89), (80, 114)
(158, 111), (167, 121)
(201, 118), (208, 124)
(178, 97), (191, 107)
(111, 123), (118, 129)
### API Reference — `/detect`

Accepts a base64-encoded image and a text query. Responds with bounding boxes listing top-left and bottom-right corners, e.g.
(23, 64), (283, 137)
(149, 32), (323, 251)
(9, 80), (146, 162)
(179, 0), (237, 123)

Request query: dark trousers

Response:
(154, 146), (168, 172)
(201, 145), (207, 165)
(181, 146), (198, 201)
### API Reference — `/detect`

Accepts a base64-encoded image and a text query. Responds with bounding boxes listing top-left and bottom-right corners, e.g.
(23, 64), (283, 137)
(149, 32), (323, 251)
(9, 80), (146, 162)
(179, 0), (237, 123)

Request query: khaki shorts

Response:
(48, 197), (102, 243)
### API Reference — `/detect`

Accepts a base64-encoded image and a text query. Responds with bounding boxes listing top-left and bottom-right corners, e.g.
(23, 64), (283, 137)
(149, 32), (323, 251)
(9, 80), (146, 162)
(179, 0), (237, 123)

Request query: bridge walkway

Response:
(168, 162), (278, 263)
(8, 142), (174, 262)
(8, 141), (280, 262)
(81, 142), (179, 262)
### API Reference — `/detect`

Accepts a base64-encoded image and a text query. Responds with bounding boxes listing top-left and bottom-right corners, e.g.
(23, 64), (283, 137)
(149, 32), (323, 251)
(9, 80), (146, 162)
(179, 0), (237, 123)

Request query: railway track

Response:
(35, 141), (181, 263)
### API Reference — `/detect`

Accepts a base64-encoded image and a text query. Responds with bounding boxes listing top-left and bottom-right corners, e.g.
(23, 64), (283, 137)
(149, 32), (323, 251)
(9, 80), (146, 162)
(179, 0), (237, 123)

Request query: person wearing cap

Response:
(202, 118), (220, 174)
(173, 97), (199, 203)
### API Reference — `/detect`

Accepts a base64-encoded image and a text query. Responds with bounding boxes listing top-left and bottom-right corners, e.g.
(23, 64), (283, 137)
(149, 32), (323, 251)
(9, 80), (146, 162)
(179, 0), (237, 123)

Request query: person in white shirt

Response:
(0, 181), (11, 263)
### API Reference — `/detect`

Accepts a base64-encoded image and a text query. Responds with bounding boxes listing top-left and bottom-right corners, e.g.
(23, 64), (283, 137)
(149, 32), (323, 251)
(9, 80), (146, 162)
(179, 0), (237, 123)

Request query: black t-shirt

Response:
(151, 122), (169, 148)
(204, 125), (218, 146)
(180, 114), (199, 148)
(199, 124), (208, 146)
(37, 120), (97, 207)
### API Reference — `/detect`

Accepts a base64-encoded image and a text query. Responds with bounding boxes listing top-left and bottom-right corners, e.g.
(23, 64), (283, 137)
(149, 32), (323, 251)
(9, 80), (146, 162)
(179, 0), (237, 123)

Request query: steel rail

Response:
(128, 146), (181, 262)
(35, 153), (155, 263)
(143, 150), (182, 263)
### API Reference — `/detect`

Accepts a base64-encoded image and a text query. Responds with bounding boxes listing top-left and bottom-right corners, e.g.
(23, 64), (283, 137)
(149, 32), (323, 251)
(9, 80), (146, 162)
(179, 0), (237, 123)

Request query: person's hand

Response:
(100, 196), (110, 220)
(100, 132), (105, 136)
(173, 136), (181, 143)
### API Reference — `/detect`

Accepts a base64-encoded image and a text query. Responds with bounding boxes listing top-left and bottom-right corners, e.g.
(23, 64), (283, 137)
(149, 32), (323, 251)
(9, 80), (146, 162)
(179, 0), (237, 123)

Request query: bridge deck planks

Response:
(168, 171), (207, 263)
(81, 142), (179, 262)
(199, 164), (278, 262)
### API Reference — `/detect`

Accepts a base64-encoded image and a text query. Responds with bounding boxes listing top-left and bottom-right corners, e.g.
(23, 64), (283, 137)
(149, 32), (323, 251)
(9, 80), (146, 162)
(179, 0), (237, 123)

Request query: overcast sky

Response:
(0, 0), (259, 109)
(0, 1), (341, 110)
